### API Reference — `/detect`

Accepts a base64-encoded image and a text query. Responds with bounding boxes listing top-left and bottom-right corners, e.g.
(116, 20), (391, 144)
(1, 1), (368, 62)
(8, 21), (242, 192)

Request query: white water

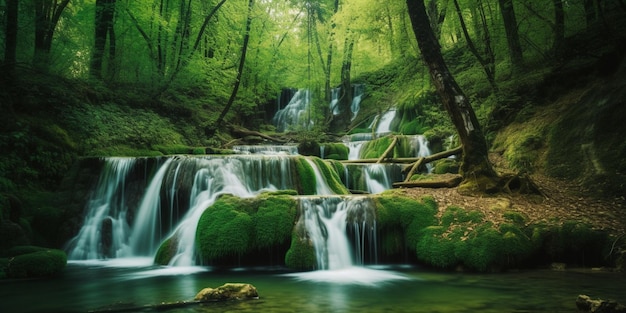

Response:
(273, 89), (311, 132)
(232, 145), (299, 155)
(374, 109), (397, 134)
(65, 158), (136, 260)
(351, 84), (364, 120)
(330, 87), (340, 115)
(305, 158), (336, 195)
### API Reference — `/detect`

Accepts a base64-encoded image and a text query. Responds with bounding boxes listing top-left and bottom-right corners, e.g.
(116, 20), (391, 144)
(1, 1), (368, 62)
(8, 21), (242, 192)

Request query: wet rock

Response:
(576, 295), (626, 313)
(195, 283), (259, 302)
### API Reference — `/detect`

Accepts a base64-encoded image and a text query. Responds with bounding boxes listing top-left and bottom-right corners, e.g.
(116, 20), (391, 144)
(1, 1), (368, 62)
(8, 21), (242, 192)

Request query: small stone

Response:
(195, 283), (259, 302)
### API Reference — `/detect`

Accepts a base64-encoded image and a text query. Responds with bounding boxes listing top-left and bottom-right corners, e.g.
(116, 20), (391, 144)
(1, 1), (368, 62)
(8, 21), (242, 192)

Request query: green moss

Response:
(503, 211), (528, 226)
(375, 191), (437, 253)
(3, 245), (47, 257)
(432, 158), (460, 174)
(294, 157), (316, 195)
(253, 196), (297, 249)
(6, 249), (67, 278)
(195, 195), (254, 262)
(312, 158), (349, 195)
(154, 237), (175, 265)
(441, 206), (484, 227)
(321, 143), (349, 160)
(284, 234), (316, 270)
(151, 144), (192, 155)
(360, 136), (393, 159)
(192, 147), (206, 155)
(416, 226), (458, 268)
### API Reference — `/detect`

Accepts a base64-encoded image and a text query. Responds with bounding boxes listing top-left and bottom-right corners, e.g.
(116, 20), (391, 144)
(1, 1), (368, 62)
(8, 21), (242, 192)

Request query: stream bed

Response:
(1, 261), (625, 313)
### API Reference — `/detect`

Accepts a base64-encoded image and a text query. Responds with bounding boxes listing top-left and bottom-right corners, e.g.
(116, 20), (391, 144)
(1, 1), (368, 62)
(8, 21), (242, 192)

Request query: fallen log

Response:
(403, 157), (424, 183)
(230, 126), (287, 143)
(342, 146), (462, 165)
(393, 174), (462, 189)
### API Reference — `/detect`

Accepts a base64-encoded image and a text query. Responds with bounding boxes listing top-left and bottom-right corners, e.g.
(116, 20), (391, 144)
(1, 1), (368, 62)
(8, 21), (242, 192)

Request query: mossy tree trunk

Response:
(406, 0), (498, 190)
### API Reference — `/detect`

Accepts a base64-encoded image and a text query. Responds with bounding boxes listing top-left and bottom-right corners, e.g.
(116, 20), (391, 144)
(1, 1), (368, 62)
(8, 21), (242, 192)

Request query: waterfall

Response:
(330, 87), (340, 115)
(65, 158), (137, 260)
(233, 145), (299, 155)
(351, 84), (364, 120)
(374, 109), (397, 134)
(272, 89), (311, 132)
(305, 158), (335, 195)
(299, 196), (376, 270)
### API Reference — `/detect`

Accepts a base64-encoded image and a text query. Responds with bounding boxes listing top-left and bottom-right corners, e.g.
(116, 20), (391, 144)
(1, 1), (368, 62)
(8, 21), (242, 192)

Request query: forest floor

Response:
(399, 155), (626, 235)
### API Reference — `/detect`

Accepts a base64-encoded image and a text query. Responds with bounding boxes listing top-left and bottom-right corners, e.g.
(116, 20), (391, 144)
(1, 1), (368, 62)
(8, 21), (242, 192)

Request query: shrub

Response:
(6, 249), (67, 278)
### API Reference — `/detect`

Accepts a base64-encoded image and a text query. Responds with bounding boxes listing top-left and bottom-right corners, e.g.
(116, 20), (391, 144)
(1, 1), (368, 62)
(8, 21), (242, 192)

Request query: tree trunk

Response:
(405, 0), (498, 190)
(4, 0), (18, 75)
(452, 0), (497, 91)
(209, 0), (254, 136)
(329, 36), (354, 132)
(497, 0), (524, 69)
(91, 0), (116, 79)
(552, 0), (565, 54)
(33, 0), (71, 71)
(427, 0), (448, 40)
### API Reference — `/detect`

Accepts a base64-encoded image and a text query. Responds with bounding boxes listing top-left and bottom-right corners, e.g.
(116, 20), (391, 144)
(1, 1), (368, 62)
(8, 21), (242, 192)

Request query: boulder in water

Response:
(195, 283), (259, 302)
(576, 295), (626, 313)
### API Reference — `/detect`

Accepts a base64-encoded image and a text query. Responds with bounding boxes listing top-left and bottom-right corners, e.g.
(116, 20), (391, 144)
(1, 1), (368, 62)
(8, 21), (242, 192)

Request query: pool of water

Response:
(1, 261), (624, 313)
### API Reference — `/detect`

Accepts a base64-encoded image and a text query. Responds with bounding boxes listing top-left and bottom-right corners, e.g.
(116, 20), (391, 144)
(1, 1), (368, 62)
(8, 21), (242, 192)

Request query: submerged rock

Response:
(195, 283), (259, 302)
(576, 295), (626, 313)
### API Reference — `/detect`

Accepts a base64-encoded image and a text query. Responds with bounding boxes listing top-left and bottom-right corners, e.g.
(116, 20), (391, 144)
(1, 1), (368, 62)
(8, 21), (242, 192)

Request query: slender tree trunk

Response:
(324, 0), (339, 102)
(406, 0), (498, 188)
(552, 0), (564, 54)
(4, 0), (18, 74)
(452, 0), (497, 91)
(210, 0), (254, 135)
(427, 0), (448, 40)
(91, 0), (116, 79)
(33, 0), (71, 71)
(497, 0), (524, 69)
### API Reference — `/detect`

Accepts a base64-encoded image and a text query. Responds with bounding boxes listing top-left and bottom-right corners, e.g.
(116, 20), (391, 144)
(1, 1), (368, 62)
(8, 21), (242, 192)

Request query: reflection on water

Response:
(1, 262), (625, 313)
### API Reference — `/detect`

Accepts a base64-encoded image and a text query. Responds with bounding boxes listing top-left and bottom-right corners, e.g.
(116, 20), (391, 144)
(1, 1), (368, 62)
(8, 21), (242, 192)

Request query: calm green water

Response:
(1, 260), (624, 313)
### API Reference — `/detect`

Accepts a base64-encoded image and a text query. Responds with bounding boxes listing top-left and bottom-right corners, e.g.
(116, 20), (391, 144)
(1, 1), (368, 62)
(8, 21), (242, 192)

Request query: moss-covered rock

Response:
(311, 158), (350, 195)
(432, 158), (460, 174)
(293, 157), (316, 195)
(154, 237), (176, 266)
(284, 234), (316, 271)
(253, 195), (297, 249)
(321, 143), (349, 160)
(6, 249), (67, 278)
(374, 191), (438, 257)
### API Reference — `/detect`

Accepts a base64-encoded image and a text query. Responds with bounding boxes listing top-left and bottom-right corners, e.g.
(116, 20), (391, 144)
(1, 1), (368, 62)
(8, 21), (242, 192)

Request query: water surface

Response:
(1, 262), (624, 313)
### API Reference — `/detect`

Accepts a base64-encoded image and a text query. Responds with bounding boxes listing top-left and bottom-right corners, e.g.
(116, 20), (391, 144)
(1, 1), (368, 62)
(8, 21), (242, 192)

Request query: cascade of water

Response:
(65, 158), (136, 260)
(273, 89), (311, 132)
(351, 84), (364, 120)
(305, 158), (335, 195)
(232, 145), (299, 155)
(330, 87), (340, 115)
(363, 165), (391, 194)
(375, 109), (397, 134)
(346, 141), (365, 160)
(127, 158), (174, 257)
(299, 196), (376, 270)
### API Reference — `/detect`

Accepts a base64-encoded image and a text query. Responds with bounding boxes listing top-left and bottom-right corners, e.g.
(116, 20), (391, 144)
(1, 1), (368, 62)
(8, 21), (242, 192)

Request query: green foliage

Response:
(284, 235), (316, 271)
(360, 136), (393, 159)
(6, 249), (67, 278)
(152, 144), (194, 155)
(2, 245), (47, 257)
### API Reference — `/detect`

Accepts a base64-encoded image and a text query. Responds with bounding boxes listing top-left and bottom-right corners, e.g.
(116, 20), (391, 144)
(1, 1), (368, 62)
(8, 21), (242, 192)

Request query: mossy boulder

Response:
(6, 248), (67, 278)
(294, 157), (316, 195)
(416, 207), (534, 271)
(193, 193), (297, 265)
(321, 143), (349, 160)
(284, 233), (316, 271)
(374, 191), (438, 258)
(195, 283), (259, 302)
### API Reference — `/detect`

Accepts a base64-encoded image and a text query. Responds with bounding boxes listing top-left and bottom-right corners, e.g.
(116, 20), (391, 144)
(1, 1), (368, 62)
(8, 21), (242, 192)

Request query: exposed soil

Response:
(398, 161), (626, 235)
